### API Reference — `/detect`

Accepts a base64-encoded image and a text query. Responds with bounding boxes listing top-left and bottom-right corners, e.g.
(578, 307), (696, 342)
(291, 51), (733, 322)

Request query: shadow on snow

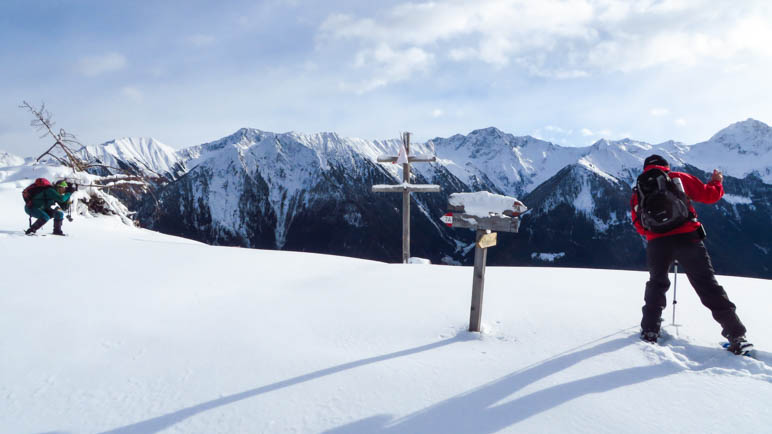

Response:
(100, 326), (771, 434)
(99, 332), (476, 434)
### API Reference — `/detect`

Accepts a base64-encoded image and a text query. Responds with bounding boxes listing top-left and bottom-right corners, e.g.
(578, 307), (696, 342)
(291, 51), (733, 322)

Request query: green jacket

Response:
(29, 188), (72, 210)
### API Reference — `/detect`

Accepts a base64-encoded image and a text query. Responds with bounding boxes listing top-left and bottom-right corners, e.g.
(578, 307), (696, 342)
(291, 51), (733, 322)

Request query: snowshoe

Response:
(723, 336), (754, 356)
(52, 219), (66, 236)
(25, 218), (47, 235)
(640, 330), (660, 344)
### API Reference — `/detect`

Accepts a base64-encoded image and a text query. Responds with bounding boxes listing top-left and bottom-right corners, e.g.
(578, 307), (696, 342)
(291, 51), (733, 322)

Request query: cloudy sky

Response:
(2, 0), (771, 156)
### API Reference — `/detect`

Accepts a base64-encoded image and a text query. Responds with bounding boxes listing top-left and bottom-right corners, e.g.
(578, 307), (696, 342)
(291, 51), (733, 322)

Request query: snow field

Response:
(1, 168), (771, 433)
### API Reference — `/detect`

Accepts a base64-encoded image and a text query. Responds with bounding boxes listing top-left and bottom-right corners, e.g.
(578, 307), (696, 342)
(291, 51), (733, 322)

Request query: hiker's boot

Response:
(52, 219), (65, 236)
(726, 335), (753, 355)
(25, 218), (47, 235)
(640, 329), (660, 344)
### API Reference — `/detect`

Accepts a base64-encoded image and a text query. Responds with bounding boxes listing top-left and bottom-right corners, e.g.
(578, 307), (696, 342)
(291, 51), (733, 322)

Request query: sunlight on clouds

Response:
(320, 0), (772, 86)
(350, 43), (433, 93)
(78, 52), (127, 77)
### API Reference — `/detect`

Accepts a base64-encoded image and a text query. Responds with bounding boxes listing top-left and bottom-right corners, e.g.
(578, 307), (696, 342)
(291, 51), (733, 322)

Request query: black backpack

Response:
(635, 169), (692, 233)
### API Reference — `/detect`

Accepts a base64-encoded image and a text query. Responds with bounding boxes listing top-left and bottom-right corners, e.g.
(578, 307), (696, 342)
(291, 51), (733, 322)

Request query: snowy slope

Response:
(429, 128), (585, 196)
(177, 128), (417, 181)
(0, 151), (25, 182)
(1, 171), (771, 433)
(83, 137), (184, 179)
(0, 150), (24, 167)
(169, 128), (423, 249)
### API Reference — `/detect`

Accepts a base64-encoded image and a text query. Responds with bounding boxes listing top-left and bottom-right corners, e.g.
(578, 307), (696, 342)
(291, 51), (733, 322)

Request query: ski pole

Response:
(672, 260), (679, 325)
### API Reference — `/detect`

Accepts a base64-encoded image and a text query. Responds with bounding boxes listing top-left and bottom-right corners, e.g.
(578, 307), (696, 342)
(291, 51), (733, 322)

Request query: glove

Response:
(66, 184), (77, 193)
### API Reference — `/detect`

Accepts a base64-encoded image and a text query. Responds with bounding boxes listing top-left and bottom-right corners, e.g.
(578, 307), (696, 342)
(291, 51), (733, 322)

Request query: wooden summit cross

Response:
(372, 132), (440, 263)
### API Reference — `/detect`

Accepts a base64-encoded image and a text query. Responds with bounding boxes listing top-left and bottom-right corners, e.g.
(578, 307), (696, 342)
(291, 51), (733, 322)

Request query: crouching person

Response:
(24, 180), (75, 236)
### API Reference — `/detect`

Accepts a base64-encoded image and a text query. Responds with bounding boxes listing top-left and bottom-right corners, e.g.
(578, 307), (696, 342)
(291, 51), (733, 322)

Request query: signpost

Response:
(372, 132), (440, 263)
(444, 192), (526, 332)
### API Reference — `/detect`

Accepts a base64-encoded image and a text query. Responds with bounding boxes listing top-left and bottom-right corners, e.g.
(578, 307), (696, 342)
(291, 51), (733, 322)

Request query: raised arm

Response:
(677, 170), (724, 204)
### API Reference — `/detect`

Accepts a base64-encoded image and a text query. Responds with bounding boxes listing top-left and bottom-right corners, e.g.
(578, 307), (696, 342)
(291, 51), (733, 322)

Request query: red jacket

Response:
(630, 165), (724, 241)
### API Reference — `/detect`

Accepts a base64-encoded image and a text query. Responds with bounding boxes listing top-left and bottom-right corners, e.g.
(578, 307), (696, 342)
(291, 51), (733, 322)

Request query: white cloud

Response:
(319, 0), (772, 80)
(431, 109), (444, 118)
(650, 108), (670, 116)
(348, 44), (433, 93)
(78, 52), (127, 77)
(675, 118), (687, 126)
(545, 125), (573, 135)
(580, 127), (613, 137)
(121, 86), (143, 103)
(188, 34), (216, 47)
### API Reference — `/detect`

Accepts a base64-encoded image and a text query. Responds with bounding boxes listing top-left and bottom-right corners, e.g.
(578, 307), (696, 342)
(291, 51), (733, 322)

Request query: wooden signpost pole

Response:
(469, 229), (489, 332)
(443, 192), (526, 332)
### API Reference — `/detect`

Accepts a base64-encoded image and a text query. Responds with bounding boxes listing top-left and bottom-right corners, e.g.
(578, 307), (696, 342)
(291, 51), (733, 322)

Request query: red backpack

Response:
(22, 178), (52, 207)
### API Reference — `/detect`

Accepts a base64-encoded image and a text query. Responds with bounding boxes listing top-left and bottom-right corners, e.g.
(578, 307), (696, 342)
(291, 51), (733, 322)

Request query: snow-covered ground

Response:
(1, 165), (771, 433)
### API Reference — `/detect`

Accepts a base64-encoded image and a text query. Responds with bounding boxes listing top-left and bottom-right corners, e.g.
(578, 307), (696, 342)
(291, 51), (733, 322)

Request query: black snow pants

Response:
(641, 230), (746, 339)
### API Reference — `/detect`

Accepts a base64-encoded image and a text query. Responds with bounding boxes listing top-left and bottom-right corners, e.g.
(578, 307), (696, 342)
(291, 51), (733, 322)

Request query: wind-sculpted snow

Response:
(642, 332), (772, 382)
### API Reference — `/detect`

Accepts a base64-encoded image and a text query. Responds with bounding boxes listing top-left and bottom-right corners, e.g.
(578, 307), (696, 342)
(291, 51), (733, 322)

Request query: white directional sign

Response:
(440, 212), (453, 226)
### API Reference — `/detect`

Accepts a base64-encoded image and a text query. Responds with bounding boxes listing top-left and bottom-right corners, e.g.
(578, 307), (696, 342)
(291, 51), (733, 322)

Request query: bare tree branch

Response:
(20, 101), (90, 171)
(20, 100), (168, 220)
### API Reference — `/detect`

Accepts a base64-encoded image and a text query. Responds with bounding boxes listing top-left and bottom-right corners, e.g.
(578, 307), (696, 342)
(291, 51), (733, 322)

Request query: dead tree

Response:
(19, 101), (93, 171)
(19, 101), (165, 218)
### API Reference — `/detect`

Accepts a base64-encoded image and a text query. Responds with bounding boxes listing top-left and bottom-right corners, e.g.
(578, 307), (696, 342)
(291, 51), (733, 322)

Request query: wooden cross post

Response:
(372, 132), (440, 263)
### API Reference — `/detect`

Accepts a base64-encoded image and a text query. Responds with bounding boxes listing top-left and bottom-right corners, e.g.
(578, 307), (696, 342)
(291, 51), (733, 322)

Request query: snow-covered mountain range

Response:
(69, 118), (772, 190)
(7, 119), (771, 277)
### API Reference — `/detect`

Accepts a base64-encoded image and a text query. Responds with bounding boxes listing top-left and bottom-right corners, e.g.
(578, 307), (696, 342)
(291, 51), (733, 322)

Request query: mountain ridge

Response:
(10, 118), (768, 277)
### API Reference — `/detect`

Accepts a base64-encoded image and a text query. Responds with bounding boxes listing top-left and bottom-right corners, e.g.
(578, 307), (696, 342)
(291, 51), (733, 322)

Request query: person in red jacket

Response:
(631, 154), (752, 354)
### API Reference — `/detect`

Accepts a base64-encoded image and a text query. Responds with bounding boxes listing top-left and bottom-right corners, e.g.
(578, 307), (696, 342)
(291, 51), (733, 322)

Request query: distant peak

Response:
(711, 118), (770, 137)
(708, 118), (772, 151)
(469, 126), (504, 135)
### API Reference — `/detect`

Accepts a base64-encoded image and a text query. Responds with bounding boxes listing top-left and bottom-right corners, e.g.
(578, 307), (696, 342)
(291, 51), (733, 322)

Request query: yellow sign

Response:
(477, 232), (497, 249)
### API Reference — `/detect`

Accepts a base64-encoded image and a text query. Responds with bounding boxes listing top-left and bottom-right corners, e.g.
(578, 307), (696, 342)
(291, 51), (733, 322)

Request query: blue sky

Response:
(2, 0), (772, 156)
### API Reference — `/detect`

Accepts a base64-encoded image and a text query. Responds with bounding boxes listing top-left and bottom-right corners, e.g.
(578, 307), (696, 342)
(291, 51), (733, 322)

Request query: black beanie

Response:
(644, 154), (669, 168)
